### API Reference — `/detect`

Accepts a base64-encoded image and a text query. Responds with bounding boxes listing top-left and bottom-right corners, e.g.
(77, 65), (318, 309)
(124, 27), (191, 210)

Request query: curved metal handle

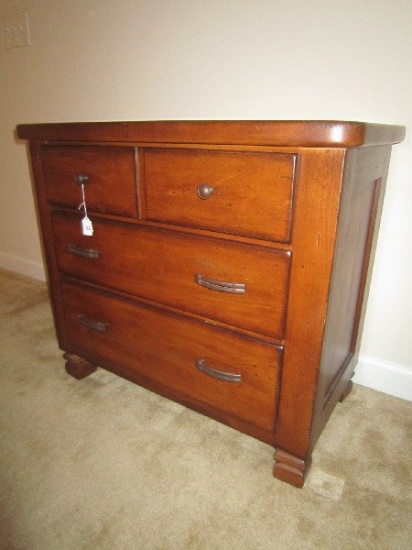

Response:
(194, 273), (245, 294)
(68, 243), (100, 259)
(197, 183), (214, 200)
(77, 314), (108, 332)
(74, 173), (89, 186)
(195, 358), (241, 384)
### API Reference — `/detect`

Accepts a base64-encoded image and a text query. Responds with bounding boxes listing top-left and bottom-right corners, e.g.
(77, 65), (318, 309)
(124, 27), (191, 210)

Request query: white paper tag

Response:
(81, 216), (94, 236)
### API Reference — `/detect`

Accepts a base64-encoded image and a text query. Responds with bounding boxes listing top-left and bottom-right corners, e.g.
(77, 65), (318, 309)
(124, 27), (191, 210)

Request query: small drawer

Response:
(61, 281), (282, 433)
(142, 148), (296, 242)
(40, 145), (137, 217)
(52, 212), (290, 339)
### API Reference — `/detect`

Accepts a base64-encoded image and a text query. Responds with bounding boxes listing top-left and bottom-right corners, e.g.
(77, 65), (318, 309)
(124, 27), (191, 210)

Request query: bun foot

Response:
(273, 449), (311, 488)
(63, 353), (97, 380)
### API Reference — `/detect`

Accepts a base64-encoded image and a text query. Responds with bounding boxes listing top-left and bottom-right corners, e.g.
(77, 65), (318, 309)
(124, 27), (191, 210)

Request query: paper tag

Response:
(81, 216), (94, 236)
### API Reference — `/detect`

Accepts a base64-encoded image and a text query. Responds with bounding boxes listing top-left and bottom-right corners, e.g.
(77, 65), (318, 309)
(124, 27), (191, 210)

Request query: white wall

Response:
(1, 0), (411, 400)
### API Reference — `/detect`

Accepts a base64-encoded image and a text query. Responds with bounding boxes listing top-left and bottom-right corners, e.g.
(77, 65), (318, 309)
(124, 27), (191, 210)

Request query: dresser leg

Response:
(339, 379), (353, 402)
(63, 353), (97, 380)
(273, 449), (311, 488)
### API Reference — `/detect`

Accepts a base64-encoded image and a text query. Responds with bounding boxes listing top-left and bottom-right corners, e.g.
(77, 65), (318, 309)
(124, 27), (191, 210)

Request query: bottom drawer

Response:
(60, 282), (282, 433)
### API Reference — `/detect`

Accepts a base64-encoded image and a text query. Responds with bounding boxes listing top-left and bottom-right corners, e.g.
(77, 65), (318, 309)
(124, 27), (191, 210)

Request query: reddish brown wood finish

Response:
(274, 148), (348, 460)
(273, 449), (311, 488)
(61, 281), (282, 433)
(16, 120), (405, 148)
(310, 146), (392, 448)
(64, 352), (97, 379)
(51, 211), (290, 339)
(40, 145), (138, 217)
(17, 120), (404, 488)
(142, 148), (295, 242)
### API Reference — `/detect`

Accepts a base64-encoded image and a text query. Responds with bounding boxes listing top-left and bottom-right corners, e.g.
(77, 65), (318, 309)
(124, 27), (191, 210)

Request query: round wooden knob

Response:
(197, 183), (214, 200)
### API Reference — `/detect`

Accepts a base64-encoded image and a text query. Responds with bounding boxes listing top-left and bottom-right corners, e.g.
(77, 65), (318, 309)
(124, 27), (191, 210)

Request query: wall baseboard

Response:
(354, 353), (412, 402)
(0, 252), (46, 281)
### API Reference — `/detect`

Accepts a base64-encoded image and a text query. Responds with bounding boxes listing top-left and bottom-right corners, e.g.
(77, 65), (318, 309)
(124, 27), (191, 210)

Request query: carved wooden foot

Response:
(63, 353), (97, 380)
(339, 379), (353, 402)
(273, 449), (311, 488)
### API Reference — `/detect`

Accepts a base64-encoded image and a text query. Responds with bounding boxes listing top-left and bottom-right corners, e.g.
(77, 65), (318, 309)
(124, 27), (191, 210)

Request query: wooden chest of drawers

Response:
(17, 120), (404, 487)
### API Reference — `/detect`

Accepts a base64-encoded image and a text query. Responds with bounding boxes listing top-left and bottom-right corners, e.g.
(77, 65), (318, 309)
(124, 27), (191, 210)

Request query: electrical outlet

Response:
(0, 11), (30, 50)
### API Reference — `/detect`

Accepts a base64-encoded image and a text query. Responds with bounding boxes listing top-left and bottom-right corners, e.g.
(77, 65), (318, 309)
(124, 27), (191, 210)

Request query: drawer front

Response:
(40, 146), (137, 217)
(143, 149), (295, 242)
(52, 212), (290, 339)
(60, 281), (281, 433)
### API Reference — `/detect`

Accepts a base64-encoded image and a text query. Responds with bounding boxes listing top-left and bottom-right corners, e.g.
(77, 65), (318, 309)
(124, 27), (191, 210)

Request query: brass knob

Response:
(197, 183), (214, 200)
(74, 173), (89, 186)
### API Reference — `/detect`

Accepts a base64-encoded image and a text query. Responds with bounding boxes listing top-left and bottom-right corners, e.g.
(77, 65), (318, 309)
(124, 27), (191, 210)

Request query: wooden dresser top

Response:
(16, 120), (405, 148)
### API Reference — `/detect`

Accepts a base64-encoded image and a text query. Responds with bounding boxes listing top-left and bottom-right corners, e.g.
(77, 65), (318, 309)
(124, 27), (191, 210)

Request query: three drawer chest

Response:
(17, 120), (405, 487)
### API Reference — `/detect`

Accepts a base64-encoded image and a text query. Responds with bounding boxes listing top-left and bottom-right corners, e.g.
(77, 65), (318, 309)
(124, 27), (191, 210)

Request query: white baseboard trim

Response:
(354, 353), (412, 402)
(0, 252), (46, 281)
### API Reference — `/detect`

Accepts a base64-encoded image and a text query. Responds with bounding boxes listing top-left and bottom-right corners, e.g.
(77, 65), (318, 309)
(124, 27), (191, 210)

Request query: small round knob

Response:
(197, 183), (214, 200)
(74, 173), (89, 186)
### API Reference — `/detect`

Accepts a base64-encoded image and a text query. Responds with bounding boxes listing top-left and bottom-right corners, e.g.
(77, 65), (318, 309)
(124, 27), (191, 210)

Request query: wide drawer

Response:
(52, 212), (290, 339)
(142, 148), (295, 242)
(60, 281), (281, 433)
(40, 145), (137, 217)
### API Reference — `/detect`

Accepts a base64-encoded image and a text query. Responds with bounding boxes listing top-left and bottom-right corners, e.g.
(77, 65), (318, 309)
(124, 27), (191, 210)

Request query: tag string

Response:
(78, 184), (88, 218)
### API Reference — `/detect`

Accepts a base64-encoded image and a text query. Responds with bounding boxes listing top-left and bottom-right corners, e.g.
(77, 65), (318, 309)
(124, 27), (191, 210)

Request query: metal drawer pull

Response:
(68, 243), (100, 259)
(74, 173), (89, 185)
(197, 183), (214, 200)
(194, 273), (245, 294)
(77, 314), (108, 332)
(195, 358), (241, 384)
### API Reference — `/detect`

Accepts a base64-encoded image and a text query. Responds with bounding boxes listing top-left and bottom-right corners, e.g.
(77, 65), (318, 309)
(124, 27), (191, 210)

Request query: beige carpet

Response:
(0, 268), (411, 550)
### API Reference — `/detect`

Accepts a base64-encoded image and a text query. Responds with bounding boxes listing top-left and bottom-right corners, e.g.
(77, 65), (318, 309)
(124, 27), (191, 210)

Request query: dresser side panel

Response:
(274, 148), (346, 459)
(311, 145), (393, 446)
(27, 142), (70, 351)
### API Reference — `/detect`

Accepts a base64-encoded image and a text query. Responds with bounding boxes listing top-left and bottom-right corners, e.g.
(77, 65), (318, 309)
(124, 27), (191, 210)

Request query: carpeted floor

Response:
(0, 268), (411, 550)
